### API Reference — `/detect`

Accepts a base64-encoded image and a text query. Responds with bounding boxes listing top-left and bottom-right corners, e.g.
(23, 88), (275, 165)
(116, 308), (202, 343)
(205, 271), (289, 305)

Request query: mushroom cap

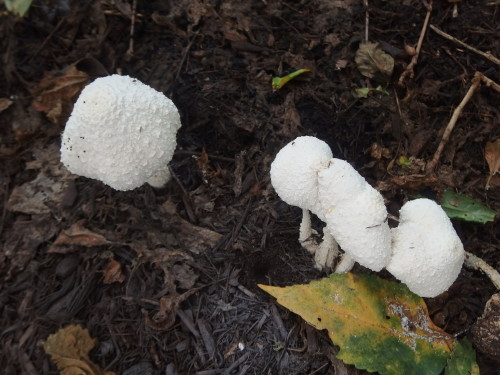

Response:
(60, 75), (181, 191)
(270, 136), (332, 216)
(386, 198), (465, 298)
(318, 159), (392, 271)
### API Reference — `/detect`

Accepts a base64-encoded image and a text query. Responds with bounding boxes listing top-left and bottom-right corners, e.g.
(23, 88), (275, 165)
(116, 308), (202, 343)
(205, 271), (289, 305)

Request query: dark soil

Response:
(1, 1), (499, 374)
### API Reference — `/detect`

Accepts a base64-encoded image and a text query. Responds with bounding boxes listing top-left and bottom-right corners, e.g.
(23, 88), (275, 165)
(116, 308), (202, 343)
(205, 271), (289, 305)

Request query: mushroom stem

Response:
(299, 209), (318, 254)
(334, 253), (356, 273)
(465, 251), (500, 290)
(314, 228), (340, 271)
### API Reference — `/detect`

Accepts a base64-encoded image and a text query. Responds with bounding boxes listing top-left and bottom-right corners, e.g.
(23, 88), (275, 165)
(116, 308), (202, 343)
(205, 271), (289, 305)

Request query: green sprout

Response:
(272, 69), (311, 91)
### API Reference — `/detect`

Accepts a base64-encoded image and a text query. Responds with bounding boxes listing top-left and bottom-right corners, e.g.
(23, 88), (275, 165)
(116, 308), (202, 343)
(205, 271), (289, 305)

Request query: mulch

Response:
(1, 1), (499, 374)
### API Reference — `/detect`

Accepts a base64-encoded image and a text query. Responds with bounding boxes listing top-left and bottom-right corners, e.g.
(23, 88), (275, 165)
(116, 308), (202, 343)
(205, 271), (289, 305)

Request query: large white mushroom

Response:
(318, 159), (392, 272)
(270, 136), (339, 270)
(386, 198), (465, 297)
(60, 74), (181, 191)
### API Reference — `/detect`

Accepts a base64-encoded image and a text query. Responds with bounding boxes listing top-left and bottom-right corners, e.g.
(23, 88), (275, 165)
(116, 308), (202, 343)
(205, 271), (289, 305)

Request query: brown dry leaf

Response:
(43, 325), (115, 375)
(172, 263), (198, 289)
(195, 148), (222, 183)
(355, 41), (394, 81)
(49, 222), (110, 254)
(370, 142), (391, 160)
(2, 215), (58, 280)
(31, 66), (89, 124)
(7, 143), (75, 215)
(102, 258), (126, 284)
(485, 139), (500, 189)
(377, 174), (439, 191)
(145, 289), (199, 330)
(0, 98), (13, 113)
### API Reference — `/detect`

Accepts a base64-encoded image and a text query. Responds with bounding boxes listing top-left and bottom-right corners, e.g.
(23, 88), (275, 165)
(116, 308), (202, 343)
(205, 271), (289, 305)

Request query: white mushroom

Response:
(270, 136), (339, 269)
(318, 158), (392, 272)
(60, 74), (181, 191)
(386, 198), (465, 298)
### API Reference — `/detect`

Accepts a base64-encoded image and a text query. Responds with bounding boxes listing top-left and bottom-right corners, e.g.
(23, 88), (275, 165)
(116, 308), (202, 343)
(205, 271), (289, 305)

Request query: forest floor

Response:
(1, 1), (499, 374)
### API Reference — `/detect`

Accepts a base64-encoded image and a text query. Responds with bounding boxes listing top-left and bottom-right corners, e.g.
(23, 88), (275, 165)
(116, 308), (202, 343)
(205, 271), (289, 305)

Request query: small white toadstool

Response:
(270, 136), (339, 269)
(60, 74), (181, 191)
(318, 159), (392, 272)
(386, 198), (465, 298)
(270, 136), (332, 217)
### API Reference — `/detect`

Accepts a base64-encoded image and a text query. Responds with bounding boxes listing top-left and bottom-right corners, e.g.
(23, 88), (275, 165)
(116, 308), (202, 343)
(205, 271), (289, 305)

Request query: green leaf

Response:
(445, 338), (479, 375)
(272, 69), (311, 91)
(259, 273), (456, 375)
(353, 87), (371, 98)
(440, 190), (496, 224)
(3, 0), (33, 16)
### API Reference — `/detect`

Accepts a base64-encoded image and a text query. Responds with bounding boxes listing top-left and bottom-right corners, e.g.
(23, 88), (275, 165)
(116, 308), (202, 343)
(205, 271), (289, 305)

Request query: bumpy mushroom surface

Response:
(270, 136), (333, 217)
(270, 136), (338, 269)
(318, 159), (392, 272)
(60, 74), (181, 191)
(386, 198), (465, 298)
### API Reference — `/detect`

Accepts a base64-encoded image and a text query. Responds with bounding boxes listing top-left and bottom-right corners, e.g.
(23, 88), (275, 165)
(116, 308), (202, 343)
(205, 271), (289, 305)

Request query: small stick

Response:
(464, 251), (500, 290)
(426, 72), (481, 173)
(429, 24), (500, 67)
(363, 0), (369, 42)
(398, 0), (433, 85)
(427, 72), (499, 173)
(125, 0), (137, 58)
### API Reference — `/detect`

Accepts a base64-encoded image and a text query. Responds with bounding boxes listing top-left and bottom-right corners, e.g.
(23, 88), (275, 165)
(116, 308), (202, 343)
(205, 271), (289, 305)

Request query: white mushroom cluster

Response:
(271, 136), (465, 298)
(270, 136), (391, 273)
(60, 74), (181, 191)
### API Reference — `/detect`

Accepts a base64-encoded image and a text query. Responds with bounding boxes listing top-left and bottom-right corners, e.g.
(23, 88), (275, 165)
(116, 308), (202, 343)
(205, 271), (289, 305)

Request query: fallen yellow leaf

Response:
(43, 325), (116, 375)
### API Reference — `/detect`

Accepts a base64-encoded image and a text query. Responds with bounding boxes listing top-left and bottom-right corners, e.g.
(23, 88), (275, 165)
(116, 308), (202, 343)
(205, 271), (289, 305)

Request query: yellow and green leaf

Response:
(444, 338), (479, 375)
(259, 273), (456, 375)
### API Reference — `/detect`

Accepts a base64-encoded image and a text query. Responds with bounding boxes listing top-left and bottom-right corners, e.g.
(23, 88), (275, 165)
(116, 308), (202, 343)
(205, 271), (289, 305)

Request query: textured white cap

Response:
(270, 136), (332, 216)
(318, 159), (392, 271)
(386, 198), (465, 297)
(60, 75), (181, 191)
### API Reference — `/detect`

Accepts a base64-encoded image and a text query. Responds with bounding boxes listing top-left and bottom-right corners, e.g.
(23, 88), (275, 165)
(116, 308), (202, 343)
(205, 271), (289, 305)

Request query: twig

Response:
(125, 0), (137, 58)
(363, 0), (369, 42)
(465, 251), (500, 290)
(429, 24), (500, 67)
(427, 72), (500, 173)
(479, 72), (500, 93)
(426, 72), (480, 173)
(398, 0), (433, 85)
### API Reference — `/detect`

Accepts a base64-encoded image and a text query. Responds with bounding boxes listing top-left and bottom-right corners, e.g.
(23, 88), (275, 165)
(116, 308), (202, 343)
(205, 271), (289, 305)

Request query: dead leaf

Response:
(145, 289), (198, 330)
(102, 258), (126, 284)
(7, 143), (75, 215)
(49, 222), (111, 254)
(2, 215), (58, 280)
(172, 263), (198, 289)
(31, 66), (89, 124)
(485, 139), (500, 189)
(0, 98), (13, 113)
(195, 148), (222, 183)
(43, 325), (115, 375)
(355, 41), (394, 81)
(377, 174), (439, 191)
(370, 142), (391, 160)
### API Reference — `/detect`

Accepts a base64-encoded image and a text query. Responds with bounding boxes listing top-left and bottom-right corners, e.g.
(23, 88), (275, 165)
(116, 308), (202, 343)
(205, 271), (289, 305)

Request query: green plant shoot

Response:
(272, 69), (311, 91)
